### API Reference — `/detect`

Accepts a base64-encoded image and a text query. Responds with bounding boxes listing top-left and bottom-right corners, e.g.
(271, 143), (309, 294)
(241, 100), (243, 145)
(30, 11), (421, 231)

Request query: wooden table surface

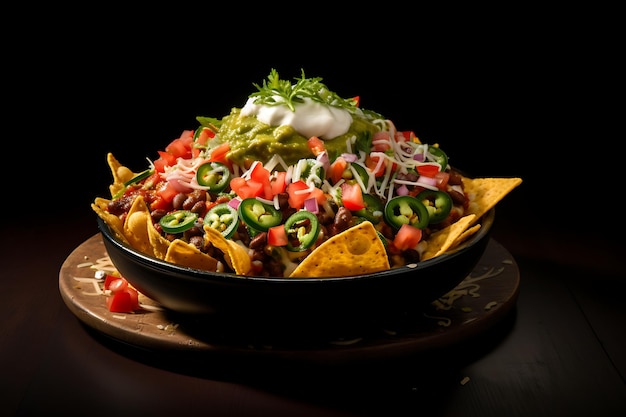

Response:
(2, 205), (625, 417)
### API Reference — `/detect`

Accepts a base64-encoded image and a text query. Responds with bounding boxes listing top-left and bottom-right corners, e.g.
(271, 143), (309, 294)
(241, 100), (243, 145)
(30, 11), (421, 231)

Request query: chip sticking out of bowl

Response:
(462, 177), (523, 224)
(421, 214), (477, 261)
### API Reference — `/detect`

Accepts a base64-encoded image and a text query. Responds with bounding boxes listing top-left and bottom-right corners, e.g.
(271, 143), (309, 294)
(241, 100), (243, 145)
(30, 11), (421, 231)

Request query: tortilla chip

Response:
(450, 223), (482, 250)
(91, 197), (129, 245)
(106, 152), (137, 198)
(147, 223), (172, 260)
(289, 221), (390, 278)
(421, 214), (477, 261)
(462, 177), (522, 224)
(203, 225), (252, 275)
(123, 196), (155, 256)
(164, 239), (219, 271)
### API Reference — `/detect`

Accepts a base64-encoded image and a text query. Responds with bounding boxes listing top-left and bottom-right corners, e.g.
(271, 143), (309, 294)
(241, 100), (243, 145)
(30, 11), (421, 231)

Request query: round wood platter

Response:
(59, 234), (519, 362)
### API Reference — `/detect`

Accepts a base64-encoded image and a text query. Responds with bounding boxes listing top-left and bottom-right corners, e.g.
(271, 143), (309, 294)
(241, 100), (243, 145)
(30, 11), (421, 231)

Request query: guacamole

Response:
(217, 107), (382, 166)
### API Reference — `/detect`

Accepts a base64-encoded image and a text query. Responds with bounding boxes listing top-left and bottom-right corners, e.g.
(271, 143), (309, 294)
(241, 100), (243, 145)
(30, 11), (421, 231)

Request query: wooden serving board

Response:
(59, 234), (520, 362)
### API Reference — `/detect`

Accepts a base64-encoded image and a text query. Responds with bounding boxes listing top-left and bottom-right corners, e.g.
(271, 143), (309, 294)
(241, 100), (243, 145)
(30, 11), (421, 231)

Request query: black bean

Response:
(333, 207), (352, 232)
(172, 193), (187, 209)
(448, 189), (467, 205)
(249, 232), (268, 250)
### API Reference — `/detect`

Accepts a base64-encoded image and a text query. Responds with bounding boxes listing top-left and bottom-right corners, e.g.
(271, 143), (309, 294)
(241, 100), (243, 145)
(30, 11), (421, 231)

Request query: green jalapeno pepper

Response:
(196, 161), (230, 193)
(123, 168), (154, 187)
(354, 193), (384, 224)
(284, 210), (320, 252)
(427, 146), (448, 171)
(416, 189), (452, 224)
(238, 198), (282, 232)
(384, 195), (429, 230)
(159, 210), (198, 234)
(204, 203), (239, 238)
(349, 162), (370, 191)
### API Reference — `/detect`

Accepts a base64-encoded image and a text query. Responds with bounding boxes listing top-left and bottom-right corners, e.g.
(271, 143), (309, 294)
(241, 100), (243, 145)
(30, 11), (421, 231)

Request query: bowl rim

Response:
(97, 207), (494, 284)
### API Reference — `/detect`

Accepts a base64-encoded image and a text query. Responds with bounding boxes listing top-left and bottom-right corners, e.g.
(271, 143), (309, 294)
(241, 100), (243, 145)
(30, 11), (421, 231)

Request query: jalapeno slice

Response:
(284, 210), (321, 252)
(159, 210), (198, 234)
(426, 145), (448, 171)
(349, 162), (370, 191)
(416, 189), (452, 224)
(196, 161), (230, 193)
(204, 203), (239, 238)
(238, 198), (282, 232)
(384, 196), (429, 230)
(123, 168), (154, 187)
(353, 193), (384, 224)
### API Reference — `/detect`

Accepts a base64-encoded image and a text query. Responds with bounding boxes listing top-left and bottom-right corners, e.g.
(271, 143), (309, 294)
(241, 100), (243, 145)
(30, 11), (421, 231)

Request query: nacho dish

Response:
(92, 69), (522, 278)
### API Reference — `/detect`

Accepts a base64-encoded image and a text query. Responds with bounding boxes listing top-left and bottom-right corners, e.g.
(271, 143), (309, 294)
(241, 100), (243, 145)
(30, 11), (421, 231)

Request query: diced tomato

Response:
(267, 225), (288, 246)
(328, 156), (348, 184)
(393, 224), (423, 251)
(341, 182), (365, 211)
(108, 277), (128, 293)
(249, 162), (273, 199)
(103, 276), (140, 313)
(150, 195), (172, 211)
(192, 127), (215, 158)
(230, 177), (264, 199)
(103, 274), (121, 290)
(352, 96), (360, 107)
(365, 154), (386, 177)
(155, 150), (177, 170)
(157, 180), (179, 203)
(208, 142), (231, 164)
(286, 180), (312, 209)
(270, 171), (287, 195)
(165, 133), (193, 160)
(416, 164), (440, 178)
(307, 136), (326, 156)
(106, 288), (140, 313)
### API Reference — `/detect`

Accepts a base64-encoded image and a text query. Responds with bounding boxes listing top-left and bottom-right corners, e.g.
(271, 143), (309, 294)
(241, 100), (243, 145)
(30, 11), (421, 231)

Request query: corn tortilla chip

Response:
(421, 214), (477, 261)
(106, 152), (137, 198)
(462, 177), (522, 225)
(164, 239), (219, 271)
(147, 223), (172, 260)
(123, 196), (156, 257)
(91, 197), (129, 245)
(289, 221), (390, 278)
(203, 225), (252, 275)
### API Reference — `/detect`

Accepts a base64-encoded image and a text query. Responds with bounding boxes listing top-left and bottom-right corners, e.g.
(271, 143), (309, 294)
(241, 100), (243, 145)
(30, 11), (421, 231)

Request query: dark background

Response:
(7, 8), (620, 253)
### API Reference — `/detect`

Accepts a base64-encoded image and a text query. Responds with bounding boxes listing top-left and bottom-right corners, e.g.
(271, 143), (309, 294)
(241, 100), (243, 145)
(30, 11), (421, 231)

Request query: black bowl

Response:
(98, 209), (494, 333)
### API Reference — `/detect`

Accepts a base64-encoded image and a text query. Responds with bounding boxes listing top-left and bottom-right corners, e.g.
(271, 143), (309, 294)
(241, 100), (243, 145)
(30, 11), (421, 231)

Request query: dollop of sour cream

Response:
(240, 96), (352, 140)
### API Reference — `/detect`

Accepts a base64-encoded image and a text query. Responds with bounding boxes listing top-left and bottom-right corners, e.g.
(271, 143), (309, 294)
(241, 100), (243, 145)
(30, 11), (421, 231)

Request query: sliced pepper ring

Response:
(204, 203), (239, 238)
(196, 161), (231, 193)
(284, 210), (320, 252)
(416, 189), (452, 224)
(426, 145), (448, 171)
(384, 195), (429, 230)
(159, 210), (198, 234)
(238, 198), (282, 232)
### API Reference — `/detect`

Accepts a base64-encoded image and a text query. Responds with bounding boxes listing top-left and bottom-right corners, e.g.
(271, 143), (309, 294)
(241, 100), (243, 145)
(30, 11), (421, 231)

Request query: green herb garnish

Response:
(249, 68), (360, 113)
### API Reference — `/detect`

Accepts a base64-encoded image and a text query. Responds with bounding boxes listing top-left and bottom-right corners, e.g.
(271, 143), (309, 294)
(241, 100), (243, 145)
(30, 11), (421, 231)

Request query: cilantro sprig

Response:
(249, 68), (359, 113)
